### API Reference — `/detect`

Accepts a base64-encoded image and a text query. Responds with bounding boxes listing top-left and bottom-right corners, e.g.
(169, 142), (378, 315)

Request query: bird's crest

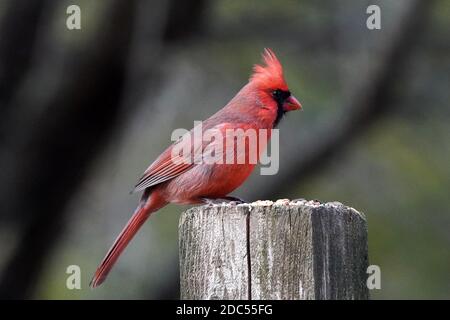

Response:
(250, 48), (288, 90)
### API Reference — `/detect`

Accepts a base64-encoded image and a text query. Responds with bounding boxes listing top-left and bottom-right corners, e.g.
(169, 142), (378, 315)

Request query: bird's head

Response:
(250, 48), (301, 126)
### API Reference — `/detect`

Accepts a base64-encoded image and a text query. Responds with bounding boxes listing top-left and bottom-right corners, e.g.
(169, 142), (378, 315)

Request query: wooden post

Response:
(179, 199), (369, 300)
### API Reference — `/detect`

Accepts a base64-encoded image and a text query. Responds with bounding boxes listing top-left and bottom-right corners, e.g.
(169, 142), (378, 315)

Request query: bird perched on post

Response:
(90, 48), (301, 287)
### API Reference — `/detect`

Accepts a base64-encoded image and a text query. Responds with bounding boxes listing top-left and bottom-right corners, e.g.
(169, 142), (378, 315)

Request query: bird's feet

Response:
(201, 196), (246, 205)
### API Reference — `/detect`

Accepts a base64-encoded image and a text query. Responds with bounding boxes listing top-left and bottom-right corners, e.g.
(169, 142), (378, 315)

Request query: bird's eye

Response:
(271, 89), (290, 102)
(272, 89), (283, 100)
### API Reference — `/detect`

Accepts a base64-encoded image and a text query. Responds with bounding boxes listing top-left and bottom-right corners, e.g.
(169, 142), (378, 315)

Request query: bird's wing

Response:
(132, 130), (199, 192)
(132, 122), (253, 193)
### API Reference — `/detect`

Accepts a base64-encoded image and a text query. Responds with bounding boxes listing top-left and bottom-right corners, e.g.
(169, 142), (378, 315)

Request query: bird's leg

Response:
(200, 197), (220, 205)
(200, 196), (246, 205)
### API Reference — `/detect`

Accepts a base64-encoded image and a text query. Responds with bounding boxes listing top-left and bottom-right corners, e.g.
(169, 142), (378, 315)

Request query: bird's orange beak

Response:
(284, 95), (302, 111)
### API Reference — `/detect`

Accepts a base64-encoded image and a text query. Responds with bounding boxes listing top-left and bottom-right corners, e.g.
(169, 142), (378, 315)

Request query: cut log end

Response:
(179, 199), (369, 300)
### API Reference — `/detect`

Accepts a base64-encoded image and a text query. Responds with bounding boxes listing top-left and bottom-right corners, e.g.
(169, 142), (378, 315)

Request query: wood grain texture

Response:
(249, 200), (315, 299)
(179, 205), (249, 299)
(179, 200), (368, 300)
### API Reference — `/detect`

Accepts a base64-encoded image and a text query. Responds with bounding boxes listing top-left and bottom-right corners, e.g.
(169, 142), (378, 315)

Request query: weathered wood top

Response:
(179, 199), (368, 300)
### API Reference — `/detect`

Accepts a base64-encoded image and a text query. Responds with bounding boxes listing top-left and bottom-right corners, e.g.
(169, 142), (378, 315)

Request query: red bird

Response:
(90, 49), (301, 287)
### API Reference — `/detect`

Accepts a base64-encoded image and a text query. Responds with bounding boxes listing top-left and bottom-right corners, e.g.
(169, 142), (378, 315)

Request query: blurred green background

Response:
(0, 0), (448, 299)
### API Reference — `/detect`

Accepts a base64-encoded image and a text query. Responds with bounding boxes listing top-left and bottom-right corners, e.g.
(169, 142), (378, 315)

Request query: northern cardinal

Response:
(90, 48), (301, 287)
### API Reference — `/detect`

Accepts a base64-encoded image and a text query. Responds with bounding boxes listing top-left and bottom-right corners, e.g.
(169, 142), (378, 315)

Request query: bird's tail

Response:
(90, 191), (166, 288)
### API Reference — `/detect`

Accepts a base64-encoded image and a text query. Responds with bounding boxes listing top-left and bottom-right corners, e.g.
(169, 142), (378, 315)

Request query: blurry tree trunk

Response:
(0, 0), (137, 299)
(163, 0), (206, 41)
(0, 0), (47, 109)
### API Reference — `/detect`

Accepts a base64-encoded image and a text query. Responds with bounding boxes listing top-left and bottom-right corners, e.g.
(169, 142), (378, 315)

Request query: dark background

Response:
(0, 0), (448, 299)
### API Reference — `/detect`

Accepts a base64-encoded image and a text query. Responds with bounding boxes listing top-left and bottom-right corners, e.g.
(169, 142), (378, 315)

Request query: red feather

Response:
(250, 48), (288, 91)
